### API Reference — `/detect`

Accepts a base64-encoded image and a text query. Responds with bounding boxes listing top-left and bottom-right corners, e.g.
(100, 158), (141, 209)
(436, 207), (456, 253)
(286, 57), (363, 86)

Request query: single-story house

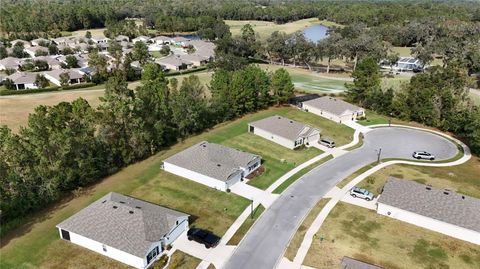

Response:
(25, 46), (49, 57)
(69, 42), (91, 53)
(248, 115), (321, 149)
(155, 55), (190, 71)
(43, 69), (85, 86)
(52, 37), (69, 46)
(57, 192), (189, 269)
(132, 36), (151, 44)
(151, 36), (171, 45)
(162, 141), (262, 191)
(179, 53), (208, 67)
(381, 57), (423, 72)
(170, 36), (189, 46)
(0, 57), (21, 71)
(56, 54), (89, 68)
(31, 38), (50, 47)
(5, 72), (38, 90)
(115, 35), (130, 42)
(91, 35), (110, 44)
(22, 56), (62, 70)
(377, 177), (480, 245)
(10, 39), (30, 47)
(301, 96), (365, 123)
(340, 256), (384, 269)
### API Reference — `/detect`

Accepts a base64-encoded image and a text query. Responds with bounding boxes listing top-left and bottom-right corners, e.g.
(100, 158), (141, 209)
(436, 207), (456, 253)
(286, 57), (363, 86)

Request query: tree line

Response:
(0, 61), (293, 233)
(347, 57), (480, 154)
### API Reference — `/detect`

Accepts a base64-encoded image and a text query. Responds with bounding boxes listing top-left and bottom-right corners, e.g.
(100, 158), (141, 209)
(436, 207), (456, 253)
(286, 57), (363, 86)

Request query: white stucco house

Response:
(24, 46), (49, 57)
(377, 177), (480, 245)
(301, 96), (365, 123)
(0, 57), (21, 71)
(5, 72), (38, 90)
(43, 69), (85, 86)
(162, 141), (262, 191)
(248, 115), (321, 149)
(57, 192), (189, 269)
(155, 55), (190, 71)
(132, 36), (151, 44)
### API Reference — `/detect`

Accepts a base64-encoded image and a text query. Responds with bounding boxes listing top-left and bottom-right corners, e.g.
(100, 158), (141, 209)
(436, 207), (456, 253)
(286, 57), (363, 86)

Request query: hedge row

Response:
(0, 82), (97, 96)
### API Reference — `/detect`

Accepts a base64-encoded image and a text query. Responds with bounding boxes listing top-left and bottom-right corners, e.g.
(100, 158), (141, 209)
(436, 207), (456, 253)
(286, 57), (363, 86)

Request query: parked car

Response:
(319, 137), (335, 148)
(350, 187), (374, 201)
(412, 151), (435, 160)
(187, 228), (220, 248)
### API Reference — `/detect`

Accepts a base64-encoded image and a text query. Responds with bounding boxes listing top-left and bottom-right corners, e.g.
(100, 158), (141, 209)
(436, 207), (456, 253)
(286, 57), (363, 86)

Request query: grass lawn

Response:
(304, 202), (480, 269)
(226, 18), (341, 41)
(227, 205), (265, 245)
(358, 155), (480, 199)
(260, 64), (350, 93)
(284, 198), (330, 261)
(167, 250), (202, 269)
(391, 46), (413, 57)
(273, 155), (333, 194)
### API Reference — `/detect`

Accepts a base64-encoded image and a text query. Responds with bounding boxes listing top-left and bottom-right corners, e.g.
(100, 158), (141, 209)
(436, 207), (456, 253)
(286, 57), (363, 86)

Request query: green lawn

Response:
(150, 51), (169, 58)
(273, 155), (333, 194)
(304, 202), (480, 269)
(227, 205), (265, 245)
(167, 250), (202, 269)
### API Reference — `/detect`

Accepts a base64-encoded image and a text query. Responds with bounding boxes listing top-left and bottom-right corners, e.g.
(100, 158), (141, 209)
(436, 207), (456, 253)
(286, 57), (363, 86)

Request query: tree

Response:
(213, 37), (249, 71)
(0, 46), (7, 59)
(85, 31), (92, 39)
(33, 60), (49, 71)
(11, 42), (27, 58)
(65, 55), (79, 68)
(88, 49), (108, 83)
(411, 43), (434, 67)
(60, 47), (74, 55)
(171, 75), (208, 137)
(48, 43), (58, 55)
(318, 33), (342, 73)
(160, 45), (170, 56)
(108, 40), (123, 70)
(3, 78), (16, 90)
(34, 49), (48, 57)
(385, 52), (400, 71)
(271, 68), (294, 105)
(346, 57), (382, 105)
(35, 74), (49, 88)
(132, 41), (149, 65)
(266, 31), (290, 65)
(59, 72), (70, 87)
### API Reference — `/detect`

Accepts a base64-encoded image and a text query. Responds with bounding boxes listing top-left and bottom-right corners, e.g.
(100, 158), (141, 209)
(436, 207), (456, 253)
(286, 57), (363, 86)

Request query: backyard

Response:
(304, 202), (480, 269)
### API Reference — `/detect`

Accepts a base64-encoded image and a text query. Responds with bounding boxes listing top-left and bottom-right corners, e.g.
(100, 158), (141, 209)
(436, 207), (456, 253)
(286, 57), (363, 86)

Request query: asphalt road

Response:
(224, 127), (458, 269)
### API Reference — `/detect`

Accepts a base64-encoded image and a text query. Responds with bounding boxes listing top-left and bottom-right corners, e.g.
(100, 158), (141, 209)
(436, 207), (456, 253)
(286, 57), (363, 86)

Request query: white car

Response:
(350, 187), (374, 201)
(412, 151), (435, 160)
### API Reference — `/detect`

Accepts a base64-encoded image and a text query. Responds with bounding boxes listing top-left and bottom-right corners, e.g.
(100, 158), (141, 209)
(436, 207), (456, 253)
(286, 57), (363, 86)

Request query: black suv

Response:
(187, 228), (220, 248)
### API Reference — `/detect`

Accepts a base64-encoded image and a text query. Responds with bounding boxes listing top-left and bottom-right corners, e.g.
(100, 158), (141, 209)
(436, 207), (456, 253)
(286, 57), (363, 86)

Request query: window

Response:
(146, 246), (159, 264)
(60, 229), (70, 241)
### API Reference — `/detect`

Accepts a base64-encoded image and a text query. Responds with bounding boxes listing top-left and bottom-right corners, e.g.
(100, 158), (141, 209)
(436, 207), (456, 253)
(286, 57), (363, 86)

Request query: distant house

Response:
(151, 36), (171, 45)
(0, 57), (21, 71)
(381, 57), (423, 72)
(5, 72), (38, 90)
(10, 39), (30, 47)
(179, 53), (208, 67)
(377, 177), (480, 245)
(57, 192), (189, 269)
(170, 36), (189, 46)
(155, 55), (189, 71)
(43, 69), (85, 86)
(340, 257), (384, 269)
(31, 38), (50, 47)
(22, 56), (62, 70)
(90, 35), (110, 45)
(301, 96), (365, 123)
(248, 115), (321, 149)
(115, 35), (130, 42)
(25, 46), (49, 57)
(132, 36), (151, 44)
(162, 141), (262, 191)
(187, 40), (215, 59)
(52, 37), (69, 46)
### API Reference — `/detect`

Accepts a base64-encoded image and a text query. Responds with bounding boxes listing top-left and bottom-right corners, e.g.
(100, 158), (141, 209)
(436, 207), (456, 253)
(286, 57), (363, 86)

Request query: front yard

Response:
(304, 202), (480, 269)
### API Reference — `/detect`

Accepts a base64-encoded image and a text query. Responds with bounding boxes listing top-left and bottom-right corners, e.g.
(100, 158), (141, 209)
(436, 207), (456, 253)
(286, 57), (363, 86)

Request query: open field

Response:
(304, 202), (480, 269)
(226, 18), (341, 40)
(0, 71), (212, 132)
(227, 205), (265, 245)
(284, 198), (330, 261)
(167, 250), (202, 269)
(0, 106), (351, 269)
(358, 156), (480, 199)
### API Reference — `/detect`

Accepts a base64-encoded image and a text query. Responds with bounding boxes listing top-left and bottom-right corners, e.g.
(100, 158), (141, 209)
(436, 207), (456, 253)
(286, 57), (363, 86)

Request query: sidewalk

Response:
(342, 120), (372, 134)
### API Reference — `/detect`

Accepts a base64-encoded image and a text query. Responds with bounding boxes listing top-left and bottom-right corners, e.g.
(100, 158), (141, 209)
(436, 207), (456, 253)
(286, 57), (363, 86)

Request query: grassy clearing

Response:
(284, 198), (330, 261)
(227, 205), (265, 245)
(167, 250), (202, 269)
(0, 72), (212, 132)
(273, 155), (333, 194)
(226, 18), (341, 41)
(336, 162), (378, 189)
(357, 156), (480, 199)
(303, 202), (480, 269)
(345, 133), (364, 151)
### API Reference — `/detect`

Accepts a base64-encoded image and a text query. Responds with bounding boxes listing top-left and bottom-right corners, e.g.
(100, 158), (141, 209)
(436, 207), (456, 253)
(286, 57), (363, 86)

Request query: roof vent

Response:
(102, 200), (107, 203)
(462, 196), (465, 199)
(119, 201), (125, 204)
(278, 116), (281, 119)
(135, 206), (141, 209)
(202, 144), (206, 147)
(129, 211), (134, 214)
(426, 185), (432, 190)
(113, 206), (118, 209)
(217, 164), (221, 167)
(443, 190), (450, 195)
(289, 120), (293, 123)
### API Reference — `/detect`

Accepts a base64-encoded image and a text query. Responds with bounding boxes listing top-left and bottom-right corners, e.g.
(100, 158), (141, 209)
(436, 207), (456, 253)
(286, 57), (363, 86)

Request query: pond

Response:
(303, 24), (329, 43)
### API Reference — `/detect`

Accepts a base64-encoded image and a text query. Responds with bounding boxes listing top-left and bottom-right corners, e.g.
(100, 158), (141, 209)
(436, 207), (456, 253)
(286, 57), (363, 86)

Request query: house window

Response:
(146, 246), (159, 264)
(60, 229), (70, 241)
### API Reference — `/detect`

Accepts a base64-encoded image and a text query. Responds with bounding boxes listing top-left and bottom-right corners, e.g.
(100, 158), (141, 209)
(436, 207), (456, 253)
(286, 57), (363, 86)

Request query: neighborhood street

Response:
(224, 127), (459, 269)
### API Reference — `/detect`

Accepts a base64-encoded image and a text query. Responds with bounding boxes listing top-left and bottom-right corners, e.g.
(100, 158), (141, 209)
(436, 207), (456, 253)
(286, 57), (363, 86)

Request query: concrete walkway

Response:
(289, 125), (471, 267)
(230, 182), (279, 208)
(342, 120), (372, 134)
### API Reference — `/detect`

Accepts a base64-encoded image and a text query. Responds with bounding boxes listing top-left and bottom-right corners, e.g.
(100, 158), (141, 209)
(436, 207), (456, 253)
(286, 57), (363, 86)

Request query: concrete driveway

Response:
(223, 127), (458, 269)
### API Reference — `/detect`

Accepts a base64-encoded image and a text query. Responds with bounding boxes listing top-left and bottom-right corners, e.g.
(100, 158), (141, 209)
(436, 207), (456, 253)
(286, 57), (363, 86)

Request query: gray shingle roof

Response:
(378, 177), (480, 233)
(57, 192), (188, 257)
(303, 96), (363, 116)
(6, 72), (37, 84)
(340, 257), (384, 269)
(164, 141), (260, 182)
(0, 57), (21, 69)
(44, 69), (83, 80)
(249, 115), (320, 141)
